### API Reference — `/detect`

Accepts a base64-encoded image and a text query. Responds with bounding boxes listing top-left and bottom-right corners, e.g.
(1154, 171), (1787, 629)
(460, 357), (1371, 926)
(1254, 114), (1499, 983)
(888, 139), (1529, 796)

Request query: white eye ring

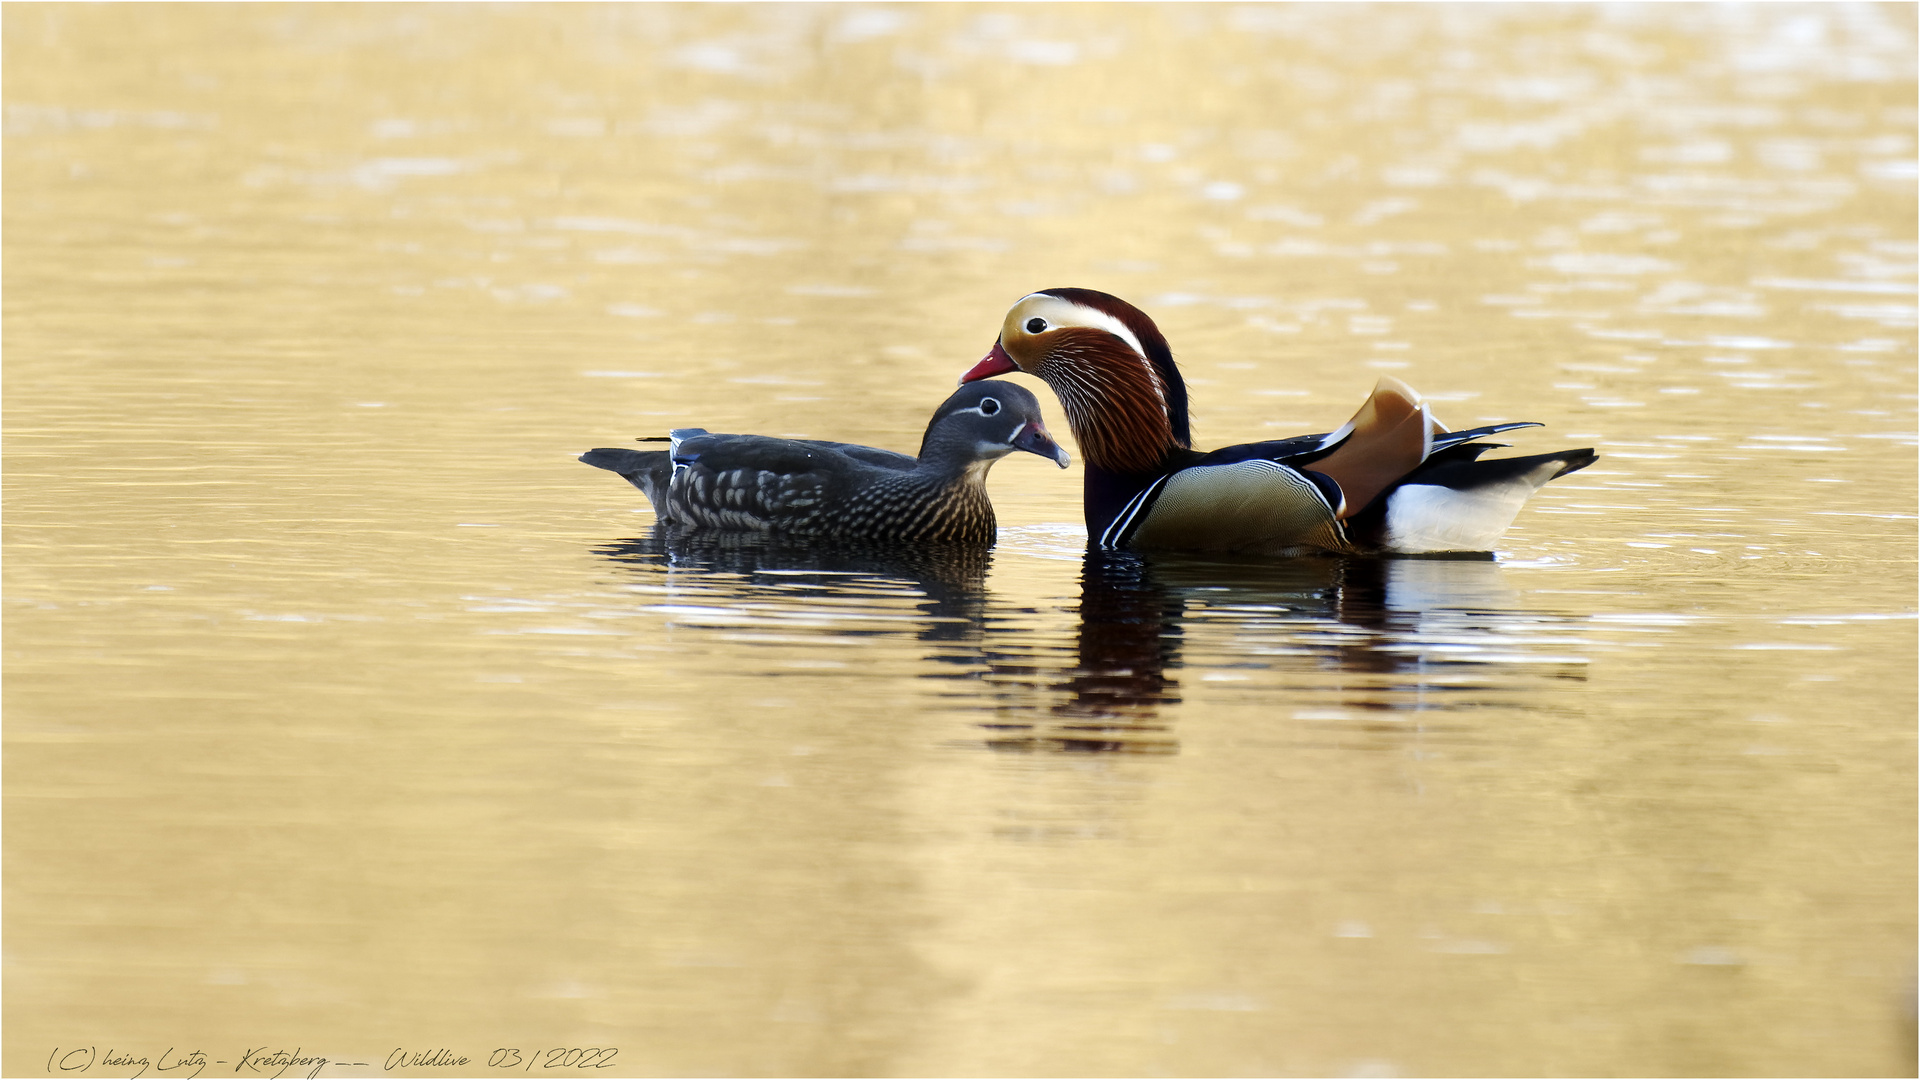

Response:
(978, 396), (1001, 416)
(1025, 317), (1047, 333)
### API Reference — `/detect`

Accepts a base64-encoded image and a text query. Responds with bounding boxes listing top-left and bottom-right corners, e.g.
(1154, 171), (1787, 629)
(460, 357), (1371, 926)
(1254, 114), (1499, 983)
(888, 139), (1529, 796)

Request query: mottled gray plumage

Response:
(580, 380), (1068, 546)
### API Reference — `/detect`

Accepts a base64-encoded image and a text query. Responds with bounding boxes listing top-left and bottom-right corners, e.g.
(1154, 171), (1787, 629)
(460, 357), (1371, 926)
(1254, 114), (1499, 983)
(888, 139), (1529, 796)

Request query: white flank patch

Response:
(1386, 480), (1536, 553)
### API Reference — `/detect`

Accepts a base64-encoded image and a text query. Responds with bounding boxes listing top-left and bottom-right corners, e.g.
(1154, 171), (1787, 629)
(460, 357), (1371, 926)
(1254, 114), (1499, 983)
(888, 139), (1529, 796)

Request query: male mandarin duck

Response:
(961, 288), (1595, 555)
(581, 380), (1069, 546)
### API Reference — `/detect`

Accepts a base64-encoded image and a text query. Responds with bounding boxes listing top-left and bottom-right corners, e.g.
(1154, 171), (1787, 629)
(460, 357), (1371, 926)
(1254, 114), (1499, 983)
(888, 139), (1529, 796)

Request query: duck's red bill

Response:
(961, 341), (1018, 383)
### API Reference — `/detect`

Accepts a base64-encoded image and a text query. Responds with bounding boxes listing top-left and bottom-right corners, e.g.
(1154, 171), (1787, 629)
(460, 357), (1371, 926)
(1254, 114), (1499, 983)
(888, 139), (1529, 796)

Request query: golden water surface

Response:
(6, 5), (1916, 1077)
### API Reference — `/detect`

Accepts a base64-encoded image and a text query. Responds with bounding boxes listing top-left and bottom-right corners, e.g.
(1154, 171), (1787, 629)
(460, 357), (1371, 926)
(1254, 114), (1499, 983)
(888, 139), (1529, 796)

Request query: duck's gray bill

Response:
(1013, 422), (1071, 469)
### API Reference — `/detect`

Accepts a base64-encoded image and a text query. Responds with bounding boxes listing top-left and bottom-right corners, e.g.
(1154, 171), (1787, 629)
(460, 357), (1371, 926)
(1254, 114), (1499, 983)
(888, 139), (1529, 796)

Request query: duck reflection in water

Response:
(593, 527), (1582, 754)
(597, 525), (995, 644)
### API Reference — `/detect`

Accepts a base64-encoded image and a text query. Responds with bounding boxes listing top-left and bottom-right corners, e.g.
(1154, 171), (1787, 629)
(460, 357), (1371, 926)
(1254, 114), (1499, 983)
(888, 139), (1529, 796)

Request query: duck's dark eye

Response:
(979, 397), (1001, 416)
(1025, 317), (1047, 334)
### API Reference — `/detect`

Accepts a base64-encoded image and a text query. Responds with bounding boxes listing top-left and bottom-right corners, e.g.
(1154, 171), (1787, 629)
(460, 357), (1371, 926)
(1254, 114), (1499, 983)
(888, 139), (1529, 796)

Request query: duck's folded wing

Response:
(1205, 422), (1545, 472)
(1231, 377), (1548, 520)
(667, 434), (839, 525)
(1186, 432), (1335, 466)
(796, 440), (918, 471)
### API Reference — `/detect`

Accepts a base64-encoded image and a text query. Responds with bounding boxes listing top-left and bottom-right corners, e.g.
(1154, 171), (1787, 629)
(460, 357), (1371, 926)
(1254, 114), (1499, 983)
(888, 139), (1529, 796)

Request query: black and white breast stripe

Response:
(1097, 474), (1173, 549)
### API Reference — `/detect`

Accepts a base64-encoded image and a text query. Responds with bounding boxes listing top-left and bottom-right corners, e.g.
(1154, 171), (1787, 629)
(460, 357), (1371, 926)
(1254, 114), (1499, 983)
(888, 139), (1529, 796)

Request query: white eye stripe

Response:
(1012, 293), (1167, 413)
(1018, 292), (1150, 364)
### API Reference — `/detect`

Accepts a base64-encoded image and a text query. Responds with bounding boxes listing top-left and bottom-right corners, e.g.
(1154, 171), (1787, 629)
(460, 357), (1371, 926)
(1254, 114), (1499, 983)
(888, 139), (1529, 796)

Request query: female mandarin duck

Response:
(581, 380), (1069, 546)
(961, 288), (1595, 555)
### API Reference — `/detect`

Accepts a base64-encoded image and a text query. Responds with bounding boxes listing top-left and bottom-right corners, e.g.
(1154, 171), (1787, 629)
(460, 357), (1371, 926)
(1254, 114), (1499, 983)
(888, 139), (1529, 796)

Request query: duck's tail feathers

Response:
(1356, 446), (1596, 554)
(580, 448), (674, 516)
(1431, 421), (1541, 452)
